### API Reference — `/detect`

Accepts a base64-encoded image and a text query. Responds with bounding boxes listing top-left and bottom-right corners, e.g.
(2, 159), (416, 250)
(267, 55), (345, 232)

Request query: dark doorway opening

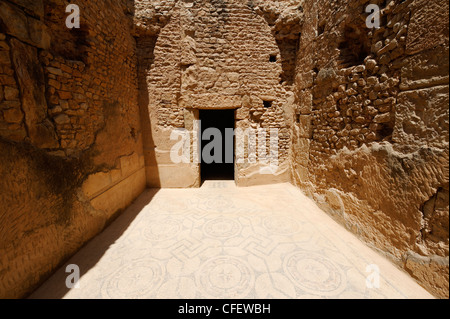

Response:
(200, 109), (235, 182)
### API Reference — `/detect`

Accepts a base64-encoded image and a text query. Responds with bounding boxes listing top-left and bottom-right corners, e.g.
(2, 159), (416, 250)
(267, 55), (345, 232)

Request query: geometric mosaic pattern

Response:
(31, 182), (433, 299)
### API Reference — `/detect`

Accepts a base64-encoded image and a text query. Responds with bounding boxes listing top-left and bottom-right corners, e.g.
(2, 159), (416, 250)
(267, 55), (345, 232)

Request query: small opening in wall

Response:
(313, 67), (319, 80)
(263, 100), (273, 108)
(318, 22), (325, 36)
(379, 123), (394, 141)
(269, 54), (277, 63)
(338, 25), (371, 68)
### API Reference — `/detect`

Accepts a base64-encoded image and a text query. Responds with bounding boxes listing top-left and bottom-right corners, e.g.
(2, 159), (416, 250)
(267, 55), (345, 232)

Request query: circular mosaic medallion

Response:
(284, 252), (346, 296)
(101, 259), (165, 299)
(151, 195), (188, 213)
(198, 195), (235, 213)
(143, 219), (182, 242)
(203, 218), (242, 239)
(263, 216), (302, 235)
(197, 256), (254, 298)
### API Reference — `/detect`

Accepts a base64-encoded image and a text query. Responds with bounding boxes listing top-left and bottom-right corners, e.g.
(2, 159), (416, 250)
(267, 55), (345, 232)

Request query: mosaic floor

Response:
(31, 182), (433, 299)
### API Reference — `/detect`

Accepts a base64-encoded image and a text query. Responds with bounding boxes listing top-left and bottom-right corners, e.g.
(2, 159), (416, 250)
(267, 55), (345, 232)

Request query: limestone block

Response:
(179, 93), (242, 109)
(144, 149), (158, 167)
(9, 0), (44, 18)
(0, 1), (50, 49)
(325, 188), (346, 216)
(155, 148), (177, 165)
(3, 108), (23, 123)
(393, 86), (449, 147)
(296, 71), (314, 90)
(9, 38), (58, 148)
(3, 87), (19, 100)
(33, 120), (60, 149)
(406, 0), (449, 55)
(236, 107), (250, 120)
(120, 152), (141, 177)
(0, 2), (29, 44)
(294, 137), (311, 166)
(53, 114), (70, 125)
(401, 45), (449, 90)
(90, 169), (146, 217)
(374, 113), (392, 124)
(110, 168), (123, 184)
(404, 251), (449, 299)
(297, 90), (313, 115)
(0, 51), (10, 64)
(148, 164), (200, 188)
(82, 172), (113, 199)
(27, 17), (51, 50)
(293, 164), (309, 184)
(298, 115), (312, 138)
(236, 162), (290, 187)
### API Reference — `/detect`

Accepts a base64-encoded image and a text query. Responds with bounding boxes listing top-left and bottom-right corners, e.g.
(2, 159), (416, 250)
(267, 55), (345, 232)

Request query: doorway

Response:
(200, 109), (235, 182)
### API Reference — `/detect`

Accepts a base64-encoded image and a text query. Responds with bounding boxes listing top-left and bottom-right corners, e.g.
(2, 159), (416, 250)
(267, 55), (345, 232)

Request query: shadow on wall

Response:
(0, 0), (150, 298)
(277, 35), (301, 86)
(137, 35), (160, 187)
(28, 190), (160, 299)
(337, 24), (371, 68)
(43, 0), (90, 63)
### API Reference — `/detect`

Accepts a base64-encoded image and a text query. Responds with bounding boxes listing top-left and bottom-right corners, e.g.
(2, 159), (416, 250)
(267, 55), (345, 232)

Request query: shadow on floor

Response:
(29, 189), (159, 299)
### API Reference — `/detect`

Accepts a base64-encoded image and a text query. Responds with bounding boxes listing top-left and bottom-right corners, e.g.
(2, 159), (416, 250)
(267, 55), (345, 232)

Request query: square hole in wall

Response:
(269, 54), (277, 63)
(263, 100), (273, 108)
(338, 25), (371, 68)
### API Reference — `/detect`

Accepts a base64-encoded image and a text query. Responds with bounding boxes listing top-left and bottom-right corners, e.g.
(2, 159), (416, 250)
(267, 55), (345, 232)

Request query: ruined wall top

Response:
(133, 0), (304, 38)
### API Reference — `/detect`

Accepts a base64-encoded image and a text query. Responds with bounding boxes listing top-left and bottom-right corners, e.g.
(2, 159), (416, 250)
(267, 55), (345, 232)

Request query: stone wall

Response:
(0, 0), (146, 298)
(0, 0), (448, 299)
(291, 0), (449, 298)
(136, 0), (303, 187)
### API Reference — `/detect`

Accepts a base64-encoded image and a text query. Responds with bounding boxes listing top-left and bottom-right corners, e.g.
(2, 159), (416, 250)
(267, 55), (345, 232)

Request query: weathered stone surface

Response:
(9, 38), (58, 148)
(0, 1), (50, 49)
(3, 107), (24, 123)
(401, 45), (449, 90)
(0, 2), (29, 42)
(406, 0), (449, 55)
(27, 17), (51, 50)
(0, 0), (448, 300)
(53, 113), (70, 125)
(291, 0), (449, 298)
(0, 0), (145, 299)
(139, 0), (296, 188)
(3, 86), (19, 100)
(9, 0), (44, 18)
(394, 86), (449, 148)
(0, 51), (10, 64)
